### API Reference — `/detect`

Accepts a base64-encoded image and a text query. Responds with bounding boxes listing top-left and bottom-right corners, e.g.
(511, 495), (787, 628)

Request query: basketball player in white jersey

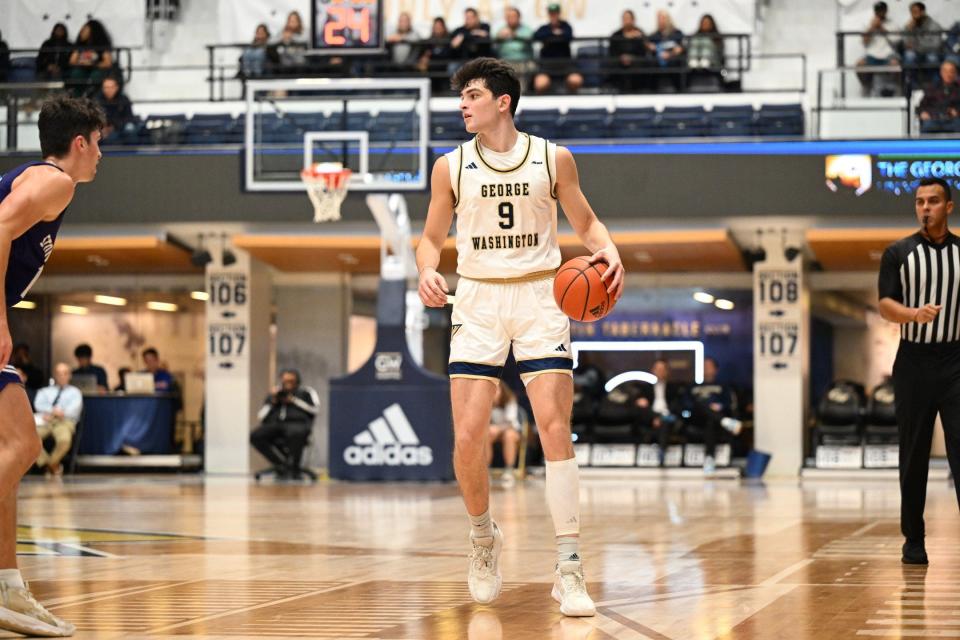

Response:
(416, 58), (624, 616)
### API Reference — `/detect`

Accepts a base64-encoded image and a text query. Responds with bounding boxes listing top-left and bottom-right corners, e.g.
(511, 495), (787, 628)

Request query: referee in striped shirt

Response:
(878, 177), (958, 565)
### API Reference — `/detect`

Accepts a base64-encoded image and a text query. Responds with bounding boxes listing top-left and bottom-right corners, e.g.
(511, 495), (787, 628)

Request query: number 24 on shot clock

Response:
(314, 0), (384, 52)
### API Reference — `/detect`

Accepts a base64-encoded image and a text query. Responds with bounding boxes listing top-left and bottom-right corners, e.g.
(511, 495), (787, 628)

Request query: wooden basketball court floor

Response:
(9, 474), (960, 640)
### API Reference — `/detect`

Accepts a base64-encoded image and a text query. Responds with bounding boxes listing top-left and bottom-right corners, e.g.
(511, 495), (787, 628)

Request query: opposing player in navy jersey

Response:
(0, 95), (104, 637)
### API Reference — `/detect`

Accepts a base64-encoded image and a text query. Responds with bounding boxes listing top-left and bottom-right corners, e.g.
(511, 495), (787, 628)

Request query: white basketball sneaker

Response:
(0, 582), (76, 637)
(467, 523), (503, 604)
(552, 558), (596, 617)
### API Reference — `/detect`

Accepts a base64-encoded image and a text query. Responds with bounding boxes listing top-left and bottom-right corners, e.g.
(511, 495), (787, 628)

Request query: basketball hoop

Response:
(301, 162), (352, 223)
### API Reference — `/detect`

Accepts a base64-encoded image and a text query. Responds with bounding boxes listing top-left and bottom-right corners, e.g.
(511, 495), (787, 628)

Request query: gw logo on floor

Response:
(344, 403), (433, 466)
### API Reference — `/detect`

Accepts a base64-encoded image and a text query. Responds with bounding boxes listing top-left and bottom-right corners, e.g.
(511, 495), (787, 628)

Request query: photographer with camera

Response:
(249, 369), (318, 479)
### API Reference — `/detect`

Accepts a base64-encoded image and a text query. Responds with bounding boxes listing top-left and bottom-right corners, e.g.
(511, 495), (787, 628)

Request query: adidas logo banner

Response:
(344, 403), (433, 467)
(329, 384), (454, 481)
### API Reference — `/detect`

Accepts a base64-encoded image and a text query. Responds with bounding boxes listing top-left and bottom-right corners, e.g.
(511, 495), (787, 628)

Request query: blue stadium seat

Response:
(576, 45), (608, 91)
(142, 114), (188, 145)
(707, 105), (756, 137)
(610, 108), (657, 139)
(370, 111), (418, 142)
(9, 57), (37, 83)
(755, 104), (804, 136)
(430, 111), (469, 141)
(184, 114), (241, 145)
(561, 108), (611, 139)
(517, 109), (561, 140)
(657, 106), (709, 137)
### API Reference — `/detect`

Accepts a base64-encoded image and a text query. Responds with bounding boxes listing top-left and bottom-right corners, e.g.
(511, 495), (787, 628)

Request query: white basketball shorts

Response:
(448, 271), (573, 386)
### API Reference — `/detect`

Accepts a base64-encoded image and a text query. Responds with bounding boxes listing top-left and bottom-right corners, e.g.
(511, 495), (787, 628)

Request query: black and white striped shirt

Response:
(879, 232), (960, 344)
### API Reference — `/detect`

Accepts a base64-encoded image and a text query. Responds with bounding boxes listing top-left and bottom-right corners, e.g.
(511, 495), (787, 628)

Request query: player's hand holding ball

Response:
(589, 245), (625, 301)
(418, 266), (449, 307)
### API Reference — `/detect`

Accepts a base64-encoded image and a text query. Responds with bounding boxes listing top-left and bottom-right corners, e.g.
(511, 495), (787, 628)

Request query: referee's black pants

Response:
(893, 340), (960, 542)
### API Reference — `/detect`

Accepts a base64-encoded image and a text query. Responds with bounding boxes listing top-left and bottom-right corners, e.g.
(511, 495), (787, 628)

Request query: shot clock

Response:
(311, 0), (385, 54)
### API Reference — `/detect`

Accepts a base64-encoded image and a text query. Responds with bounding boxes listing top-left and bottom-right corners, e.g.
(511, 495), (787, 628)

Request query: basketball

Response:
(553, 256), (614, 322)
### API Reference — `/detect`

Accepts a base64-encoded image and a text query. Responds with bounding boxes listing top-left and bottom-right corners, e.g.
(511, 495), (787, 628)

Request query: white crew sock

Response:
(546, 457), (581, 562)
(469, 509), (494, 542)
(0, 569), (25, 589)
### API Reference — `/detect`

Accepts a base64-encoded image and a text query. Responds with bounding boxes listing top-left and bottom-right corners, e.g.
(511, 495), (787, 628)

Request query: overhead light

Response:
(61, 305), (88, 315)
(190, 290), (209, 301)
(715, 299), (735, 310)
(338, 253), (359, 265)
(86, 254), (110, 267)
(147, 301), (178, 312)
(693, 291), (715, 304)
(94, 294), (127, 306)
(13, 300), (36, 310)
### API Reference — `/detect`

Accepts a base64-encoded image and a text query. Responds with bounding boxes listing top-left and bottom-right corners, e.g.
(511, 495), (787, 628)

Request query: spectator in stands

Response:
(917, 60), (960, 130)
(689, 14), (724, 70)
(417, 17), (453, 92)
(72, 343), (108, 393)
(903, 2), (944, 86)
(142, 347), (175, 392)
(687, 14), (725, 90)
(496, 7), (535, 81)
(68, 19), (115, 96)
(250, 369), (318, 480)
(450, 8), (493, 62)
(36, 23), (71, 80)
(682, 357), (743, 474)
(386, 11), (421, 70)
(270, 10), (309, 72)
(647, 10), (685, 91)
(11, 343), (44, 396)
(487, 383), (522, 486)
(33, 363), (83, 477)
(609, 10), (651, 93)
(946, 20), (960, 66)
(533, 3), (583, 95)
(240, 23), (270, 77)
(96, 75), (136, 142)
(0, 31), (10, 83)
(856, 2), (900, 97)
(115, 367), (131, 392)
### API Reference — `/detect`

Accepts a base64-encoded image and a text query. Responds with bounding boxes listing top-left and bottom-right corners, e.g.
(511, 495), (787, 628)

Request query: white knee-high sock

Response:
(0, 569), (24, 589)
(546, 457), (581, 562)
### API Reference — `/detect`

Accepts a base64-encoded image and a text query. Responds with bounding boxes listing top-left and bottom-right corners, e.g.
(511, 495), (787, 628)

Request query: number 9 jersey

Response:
(447, 133), (561, 279)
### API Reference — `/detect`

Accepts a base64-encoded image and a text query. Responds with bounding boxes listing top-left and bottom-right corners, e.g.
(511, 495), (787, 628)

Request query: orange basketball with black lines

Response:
(553, 256), (613, 322)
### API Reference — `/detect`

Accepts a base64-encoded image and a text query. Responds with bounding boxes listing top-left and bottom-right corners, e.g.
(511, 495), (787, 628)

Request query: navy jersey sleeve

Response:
(878, 245), (903, 303)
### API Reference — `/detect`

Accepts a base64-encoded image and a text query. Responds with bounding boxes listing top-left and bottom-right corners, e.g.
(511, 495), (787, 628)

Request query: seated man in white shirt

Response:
(34, 363), (83, 476)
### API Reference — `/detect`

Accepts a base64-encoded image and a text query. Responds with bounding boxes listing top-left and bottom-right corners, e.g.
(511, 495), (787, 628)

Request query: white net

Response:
(301, 163), (352, 223)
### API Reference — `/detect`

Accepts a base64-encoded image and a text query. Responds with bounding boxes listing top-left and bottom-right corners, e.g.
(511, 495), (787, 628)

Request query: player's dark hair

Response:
(74, 343), (93, 359)
(38, 95), (106, 158)
(918, 177), (953, 202)
(910, 1), (925, 11)
(452, 57), (521, 116)
(142, 347), (159, 359)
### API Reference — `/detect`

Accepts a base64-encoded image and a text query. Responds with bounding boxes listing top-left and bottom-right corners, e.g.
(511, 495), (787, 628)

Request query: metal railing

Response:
(834, 29), (959, 97)
(814, 66), (914, 138)
(202, 33), (795, 101)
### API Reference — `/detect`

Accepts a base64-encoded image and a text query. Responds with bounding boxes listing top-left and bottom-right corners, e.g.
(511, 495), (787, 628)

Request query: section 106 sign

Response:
(207, 272), (248, 371)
